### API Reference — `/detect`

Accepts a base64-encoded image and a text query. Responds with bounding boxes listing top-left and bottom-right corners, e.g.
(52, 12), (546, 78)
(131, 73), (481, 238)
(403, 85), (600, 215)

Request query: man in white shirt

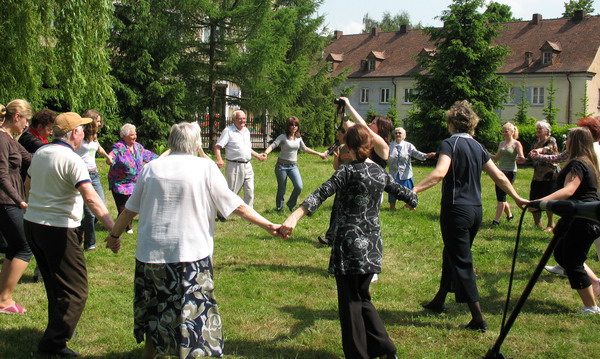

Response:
(25, 112), (115, 358)
(214, 110), (266, 208)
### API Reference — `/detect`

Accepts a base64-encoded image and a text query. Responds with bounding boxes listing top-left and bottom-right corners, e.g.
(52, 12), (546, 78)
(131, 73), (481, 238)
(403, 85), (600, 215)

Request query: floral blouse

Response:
(301, 161), (418, 275)
(108, 140), (158, 195)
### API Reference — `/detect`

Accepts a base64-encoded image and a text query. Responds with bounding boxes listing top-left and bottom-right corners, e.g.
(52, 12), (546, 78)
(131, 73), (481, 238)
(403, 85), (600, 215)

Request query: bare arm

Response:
(483, 160), (528, 208)
(303, 147), (327, 159)
(104, 208), (137, 253)
(413, 154), (451, 193)
(214, 144), (224, 168)
(489, 142), (503, 161)
(233, 203), (281, 236)
(515, 141), (526, 164)
(536, 172), (581, 202)
(78, 182), (114, 231)
(340, 97), (389, 160)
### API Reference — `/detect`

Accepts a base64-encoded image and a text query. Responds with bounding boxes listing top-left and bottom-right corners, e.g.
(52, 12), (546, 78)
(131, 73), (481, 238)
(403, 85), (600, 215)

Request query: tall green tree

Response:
(543, 77), (558, 125)
(362, 10), (422, 33)
(514, 79), (530, 125)
(484, 2), (520, 22)
(563, 0), (595, 17)
(406, 0), (509, 150)
(575, 83), (593, 119)
(110, 0), (190, 150)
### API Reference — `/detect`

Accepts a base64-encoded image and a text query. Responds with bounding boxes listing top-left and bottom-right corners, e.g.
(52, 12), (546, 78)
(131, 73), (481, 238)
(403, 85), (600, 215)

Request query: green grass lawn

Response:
(2, 151), (600, 358)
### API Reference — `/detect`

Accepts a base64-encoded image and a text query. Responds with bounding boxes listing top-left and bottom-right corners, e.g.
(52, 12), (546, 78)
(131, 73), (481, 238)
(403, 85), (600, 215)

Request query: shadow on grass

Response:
(225, 338), (339, 359)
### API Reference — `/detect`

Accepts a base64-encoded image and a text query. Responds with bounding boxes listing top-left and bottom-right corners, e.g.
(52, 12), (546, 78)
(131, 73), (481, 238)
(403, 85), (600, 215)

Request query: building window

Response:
(542, 52), (552, 65)
(403, 88), (414, 104)
(505, 87), (516, 105)
(367, 60), (375, 71)
(380, 88), (390, 103)
(532, 87), (545, 105)
(360, 88), (369, 103)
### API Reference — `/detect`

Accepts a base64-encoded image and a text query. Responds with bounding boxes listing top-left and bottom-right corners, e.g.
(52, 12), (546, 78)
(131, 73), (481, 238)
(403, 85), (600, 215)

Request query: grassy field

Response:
(1, 151), (600, 359)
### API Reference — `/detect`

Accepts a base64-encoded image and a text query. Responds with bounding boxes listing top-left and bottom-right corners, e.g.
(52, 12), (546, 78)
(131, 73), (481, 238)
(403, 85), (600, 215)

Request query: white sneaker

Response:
(580, 305), (600, 314)
(371, 274), (379, 283)
(126, 229), (134, 234)
(544, 264), (565, 276)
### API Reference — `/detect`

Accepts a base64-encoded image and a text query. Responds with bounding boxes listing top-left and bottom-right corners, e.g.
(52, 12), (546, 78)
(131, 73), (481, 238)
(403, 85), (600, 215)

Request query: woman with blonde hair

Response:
(490, 122), (525, 225)
(0, 100), (33, 314)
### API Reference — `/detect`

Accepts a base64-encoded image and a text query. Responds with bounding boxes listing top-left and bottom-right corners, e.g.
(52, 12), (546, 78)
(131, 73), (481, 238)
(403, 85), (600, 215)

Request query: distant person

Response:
(387, 127), (435, 210)
(280, 124), (418, 359)
(25, 112), (115, 357)
(489, 122), (525, 225)
(106, 122), (281, 358)
(0, 100), (32, 315)
(414, 101), (527, 332)
(214, 110), (266, 209)
(262, 116), (327, 212)
(108, 124), (158, 234)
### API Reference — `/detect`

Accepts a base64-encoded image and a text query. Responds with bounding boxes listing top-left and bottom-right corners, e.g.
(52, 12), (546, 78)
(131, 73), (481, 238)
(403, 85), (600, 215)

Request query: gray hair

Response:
(395, 127), (405, 132)
(168, 122), (202, 155)
(120, 123), (136, 138)
(232, 110), (246, 119)
(535, 120), (551, 135)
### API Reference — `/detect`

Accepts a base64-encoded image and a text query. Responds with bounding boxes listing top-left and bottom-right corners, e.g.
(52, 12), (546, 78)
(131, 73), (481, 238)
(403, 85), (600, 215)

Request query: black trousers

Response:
(25, 221), (88, 351)
(439, 204), (482, 303)
(335, 274), (396, 359)
(553, 217), (600, 290)
(111, 191), (132, 231)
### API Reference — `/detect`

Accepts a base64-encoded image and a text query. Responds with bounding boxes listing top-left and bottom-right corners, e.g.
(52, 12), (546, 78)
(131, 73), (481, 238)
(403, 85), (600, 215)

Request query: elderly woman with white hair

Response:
(106, 122), (281, 359)
(528, 120), (560, 231)
(107, 123), (158, 234)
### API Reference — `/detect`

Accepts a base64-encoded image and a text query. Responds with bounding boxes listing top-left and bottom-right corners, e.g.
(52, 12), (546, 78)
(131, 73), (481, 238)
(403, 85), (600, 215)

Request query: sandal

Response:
(0, 302), (26, 314)
(506, 215), (514, 222)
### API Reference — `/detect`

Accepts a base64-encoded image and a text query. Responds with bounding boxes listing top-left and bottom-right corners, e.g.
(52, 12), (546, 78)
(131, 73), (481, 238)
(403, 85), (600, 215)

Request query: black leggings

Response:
(553, 217), (600, 290)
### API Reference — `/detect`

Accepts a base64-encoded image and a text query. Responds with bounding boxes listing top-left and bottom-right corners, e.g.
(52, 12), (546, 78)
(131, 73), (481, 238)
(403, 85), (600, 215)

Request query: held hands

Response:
(216, 159), (225, 168)
(105, 235), (121, 253)
(528, 149), (541, 158)
(257, 153), (268, 161)
(319, 151), (328, 160)
(105, 156), (113, 166)
(278, 216), (298, 239)
(426, 152), (436, 159)
(515, 197), (530, 210)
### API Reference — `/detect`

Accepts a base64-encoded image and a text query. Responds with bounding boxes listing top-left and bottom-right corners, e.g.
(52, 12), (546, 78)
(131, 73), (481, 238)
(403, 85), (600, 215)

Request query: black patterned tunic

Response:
(301, 160), (418, 275)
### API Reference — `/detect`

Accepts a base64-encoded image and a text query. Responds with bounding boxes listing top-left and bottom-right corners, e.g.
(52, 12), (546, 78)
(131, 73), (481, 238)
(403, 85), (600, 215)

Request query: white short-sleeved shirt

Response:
(125, 154), (245, 263)
(216, 125), (251, 162)
(75, 140), (99, 171)
(25, 141), (91, 228)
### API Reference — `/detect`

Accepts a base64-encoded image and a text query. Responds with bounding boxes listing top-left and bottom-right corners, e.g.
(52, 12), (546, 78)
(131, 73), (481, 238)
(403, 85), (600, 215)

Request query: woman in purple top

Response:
(108, 124), (158, 233)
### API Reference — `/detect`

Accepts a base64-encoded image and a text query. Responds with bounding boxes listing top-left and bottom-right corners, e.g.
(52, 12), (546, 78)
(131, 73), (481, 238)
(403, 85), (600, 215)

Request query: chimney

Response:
(371, 27), (380, 37)
(333, 30), (343, 40)
(573, 10), (586, 22)
(525, 51), (534, 66)
(530, 13), (542, 25)
(399, 24), (411, 34)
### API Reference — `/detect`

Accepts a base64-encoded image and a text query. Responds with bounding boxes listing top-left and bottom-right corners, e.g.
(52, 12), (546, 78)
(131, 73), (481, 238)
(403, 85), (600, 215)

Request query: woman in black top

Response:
(532, 127), (600, 314)
(280, 124), (417, 359)
(414, 100), (528, 331)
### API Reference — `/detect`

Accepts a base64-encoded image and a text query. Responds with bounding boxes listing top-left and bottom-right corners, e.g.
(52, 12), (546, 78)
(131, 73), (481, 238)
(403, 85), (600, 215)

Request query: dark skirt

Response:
(134, 257), (223, 358)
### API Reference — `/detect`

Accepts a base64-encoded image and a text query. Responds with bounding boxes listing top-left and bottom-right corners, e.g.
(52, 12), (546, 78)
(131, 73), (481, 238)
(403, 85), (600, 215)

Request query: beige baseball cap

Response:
(53, 112), (93, 136)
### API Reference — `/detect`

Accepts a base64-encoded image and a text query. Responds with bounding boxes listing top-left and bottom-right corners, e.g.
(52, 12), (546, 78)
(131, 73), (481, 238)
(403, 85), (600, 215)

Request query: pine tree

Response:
(407, 0), (509, 150)
(543, 77), (559, 125)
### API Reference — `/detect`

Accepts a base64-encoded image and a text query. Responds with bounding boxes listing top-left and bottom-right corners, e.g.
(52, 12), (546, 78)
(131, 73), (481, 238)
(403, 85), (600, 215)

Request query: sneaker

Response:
(85, 245), (96, 251)
(580, 305), (600, 314)
(544, 264), (565, 276)
(371, 273), (379, 283)
(126, 229), (134, 234)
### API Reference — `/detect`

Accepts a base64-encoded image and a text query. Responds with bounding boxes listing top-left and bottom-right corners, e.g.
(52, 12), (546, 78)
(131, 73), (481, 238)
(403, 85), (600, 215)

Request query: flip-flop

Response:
(0, 302), (26, 314)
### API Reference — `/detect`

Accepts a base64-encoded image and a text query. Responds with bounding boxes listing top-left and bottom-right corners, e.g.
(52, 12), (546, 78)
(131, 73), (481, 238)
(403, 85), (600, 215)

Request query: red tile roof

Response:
(325, 15), (600, 78)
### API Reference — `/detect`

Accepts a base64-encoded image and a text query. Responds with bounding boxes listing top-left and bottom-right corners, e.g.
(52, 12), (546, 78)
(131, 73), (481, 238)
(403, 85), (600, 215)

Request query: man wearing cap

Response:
(24, 112), (115, 358)
(214, 110), (266, 209)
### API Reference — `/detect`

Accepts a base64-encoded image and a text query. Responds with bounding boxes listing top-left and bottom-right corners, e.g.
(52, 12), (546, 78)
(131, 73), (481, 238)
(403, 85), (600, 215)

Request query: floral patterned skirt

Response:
(134, 257), (224, 358)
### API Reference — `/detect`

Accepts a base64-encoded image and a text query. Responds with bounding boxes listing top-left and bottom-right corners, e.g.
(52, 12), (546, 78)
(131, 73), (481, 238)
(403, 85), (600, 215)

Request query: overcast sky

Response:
(317, 0), (598, 34)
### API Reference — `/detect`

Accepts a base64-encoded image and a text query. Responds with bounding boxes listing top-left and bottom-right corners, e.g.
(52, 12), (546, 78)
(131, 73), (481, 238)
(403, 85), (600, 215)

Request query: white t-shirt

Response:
(125, 153), (245, 263)
(75, 140), (99, 171)
(25, 141), (91, 228)
(216, 125), (252, 162)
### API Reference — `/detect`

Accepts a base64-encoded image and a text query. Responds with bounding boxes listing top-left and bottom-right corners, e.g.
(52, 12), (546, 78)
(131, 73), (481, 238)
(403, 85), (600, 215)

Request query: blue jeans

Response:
(274, 162), (303, 211)
(82, 171), (105, 249)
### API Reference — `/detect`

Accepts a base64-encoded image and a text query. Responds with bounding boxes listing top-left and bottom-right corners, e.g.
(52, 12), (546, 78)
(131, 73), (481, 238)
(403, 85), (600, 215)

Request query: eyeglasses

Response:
(289, 124), (298, 127)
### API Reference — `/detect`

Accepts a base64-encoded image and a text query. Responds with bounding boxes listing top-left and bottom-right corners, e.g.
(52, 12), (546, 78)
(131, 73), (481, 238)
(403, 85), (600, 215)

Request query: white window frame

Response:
(360, 88), (369, 103)
(380, 88), (390, 103)
(367, 60), (376, 71)
(403, 88), (414, 104)
(532, 87), (545, 105)
(505, 87), (516, 105)
(542, 52), (552, 65)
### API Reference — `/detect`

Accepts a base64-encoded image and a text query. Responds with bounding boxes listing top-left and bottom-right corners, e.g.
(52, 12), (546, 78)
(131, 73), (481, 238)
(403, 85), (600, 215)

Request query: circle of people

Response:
(1, 97), (599, 359)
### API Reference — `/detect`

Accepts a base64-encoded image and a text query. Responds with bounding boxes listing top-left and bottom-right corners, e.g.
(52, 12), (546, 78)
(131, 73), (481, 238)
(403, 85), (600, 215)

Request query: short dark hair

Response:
(31, 109), (57, 128)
